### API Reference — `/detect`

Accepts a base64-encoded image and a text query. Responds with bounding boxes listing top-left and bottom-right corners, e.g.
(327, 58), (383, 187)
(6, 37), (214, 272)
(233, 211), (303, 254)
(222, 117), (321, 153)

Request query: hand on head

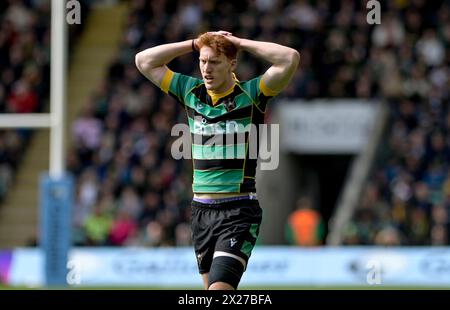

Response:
(209, 30), (241, 49)
(216, 30), (232, 36)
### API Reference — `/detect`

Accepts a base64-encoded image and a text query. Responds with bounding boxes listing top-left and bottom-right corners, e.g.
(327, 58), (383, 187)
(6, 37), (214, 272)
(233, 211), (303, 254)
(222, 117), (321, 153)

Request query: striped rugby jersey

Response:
(161, 69), (277, 193)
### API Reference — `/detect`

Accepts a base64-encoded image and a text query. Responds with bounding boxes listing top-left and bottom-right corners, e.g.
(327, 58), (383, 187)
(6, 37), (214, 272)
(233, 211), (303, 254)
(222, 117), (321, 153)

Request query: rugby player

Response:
(135, 31), (299, 290)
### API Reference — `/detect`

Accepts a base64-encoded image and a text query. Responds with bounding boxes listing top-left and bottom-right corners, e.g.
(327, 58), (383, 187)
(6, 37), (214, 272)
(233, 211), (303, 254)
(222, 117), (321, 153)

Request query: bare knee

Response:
(208, 281), (235, 290)
(201, 273), (209, 290)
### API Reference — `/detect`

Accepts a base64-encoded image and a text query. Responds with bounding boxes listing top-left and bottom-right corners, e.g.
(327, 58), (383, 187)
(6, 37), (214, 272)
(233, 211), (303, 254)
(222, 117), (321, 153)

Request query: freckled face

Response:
(199, 46), (235, 92)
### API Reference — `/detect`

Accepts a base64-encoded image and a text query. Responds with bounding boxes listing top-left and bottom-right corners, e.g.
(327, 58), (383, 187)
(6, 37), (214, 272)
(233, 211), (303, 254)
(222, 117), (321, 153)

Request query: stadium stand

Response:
(0, 0), (51, 203)
(340, 1), (450, 246)
(0, 0), (91, 247)
(67, 0), (450, 247)
(1, 0), (449, 248)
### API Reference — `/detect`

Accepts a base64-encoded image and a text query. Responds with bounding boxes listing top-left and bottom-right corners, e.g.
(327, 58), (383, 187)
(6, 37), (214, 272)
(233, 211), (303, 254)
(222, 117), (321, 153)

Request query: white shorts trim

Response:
(213, 251), (247, 269)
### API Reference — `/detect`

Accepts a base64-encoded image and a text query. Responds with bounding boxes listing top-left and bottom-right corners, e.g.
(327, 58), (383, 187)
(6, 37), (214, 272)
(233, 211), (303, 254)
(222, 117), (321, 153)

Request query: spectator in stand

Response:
(285, 196), (324, 246)
(68, 0), (450, 247)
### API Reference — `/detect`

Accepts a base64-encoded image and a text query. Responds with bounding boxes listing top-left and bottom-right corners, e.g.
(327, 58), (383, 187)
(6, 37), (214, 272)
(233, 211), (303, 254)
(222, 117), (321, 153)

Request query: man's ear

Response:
(230, 59), (237, 71)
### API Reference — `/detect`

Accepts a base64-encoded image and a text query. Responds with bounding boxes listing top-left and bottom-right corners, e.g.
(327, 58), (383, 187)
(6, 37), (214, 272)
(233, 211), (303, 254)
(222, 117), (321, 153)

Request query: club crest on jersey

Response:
(223, 97), (236, 112)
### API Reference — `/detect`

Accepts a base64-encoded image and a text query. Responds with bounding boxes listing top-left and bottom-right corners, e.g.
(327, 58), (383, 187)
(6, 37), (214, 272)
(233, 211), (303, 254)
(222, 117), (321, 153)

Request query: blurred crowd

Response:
(2, 0), (450, 247)
(338, 0), (450, 246)
(0, 0), (51, 203)
(69, 0), (450, 247)
(0, 0), (89, 205)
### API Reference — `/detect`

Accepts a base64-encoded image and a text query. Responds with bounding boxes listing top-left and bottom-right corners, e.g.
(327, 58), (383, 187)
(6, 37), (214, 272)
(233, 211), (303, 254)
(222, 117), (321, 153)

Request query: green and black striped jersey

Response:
(161, 69), (277, 193)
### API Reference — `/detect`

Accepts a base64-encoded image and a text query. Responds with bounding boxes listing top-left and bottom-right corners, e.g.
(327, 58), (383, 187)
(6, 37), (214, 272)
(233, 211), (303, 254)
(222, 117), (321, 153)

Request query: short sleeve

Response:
(163, 70), (201, 105)
(240, 75), (277, 112)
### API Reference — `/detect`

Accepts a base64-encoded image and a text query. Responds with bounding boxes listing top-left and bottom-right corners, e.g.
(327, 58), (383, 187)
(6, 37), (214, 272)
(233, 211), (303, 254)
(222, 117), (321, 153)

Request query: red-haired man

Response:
(136, 31), (299, 290)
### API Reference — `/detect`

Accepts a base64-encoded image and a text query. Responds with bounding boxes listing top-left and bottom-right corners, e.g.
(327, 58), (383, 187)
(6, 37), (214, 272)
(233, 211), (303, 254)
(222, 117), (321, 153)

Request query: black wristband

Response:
(192, 39), (197, 52)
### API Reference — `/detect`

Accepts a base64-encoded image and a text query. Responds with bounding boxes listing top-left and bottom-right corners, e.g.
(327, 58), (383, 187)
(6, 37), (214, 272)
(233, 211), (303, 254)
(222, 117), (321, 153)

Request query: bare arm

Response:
(240, 39), (300, 93)
(135, 40), (194, 87)
(219, 31), (300, 93)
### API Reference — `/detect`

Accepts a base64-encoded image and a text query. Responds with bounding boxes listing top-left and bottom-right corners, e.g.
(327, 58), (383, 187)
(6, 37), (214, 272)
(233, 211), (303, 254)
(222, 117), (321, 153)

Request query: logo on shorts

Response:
(196, 251), (206, 264)
(230, 238), (238, 247)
